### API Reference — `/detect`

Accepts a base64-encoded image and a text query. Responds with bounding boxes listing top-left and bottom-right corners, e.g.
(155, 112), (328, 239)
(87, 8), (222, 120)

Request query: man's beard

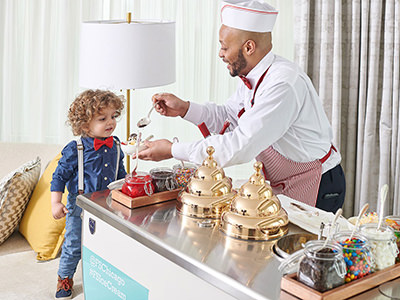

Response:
(229, 49), (247, 77)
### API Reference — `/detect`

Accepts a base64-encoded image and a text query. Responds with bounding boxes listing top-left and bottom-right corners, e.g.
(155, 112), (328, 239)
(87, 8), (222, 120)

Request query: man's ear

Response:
(243, 39), (256, 56)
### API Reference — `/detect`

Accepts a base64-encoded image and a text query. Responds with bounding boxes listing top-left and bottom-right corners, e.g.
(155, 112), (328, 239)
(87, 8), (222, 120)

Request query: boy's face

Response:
(85, 107), (118, 139)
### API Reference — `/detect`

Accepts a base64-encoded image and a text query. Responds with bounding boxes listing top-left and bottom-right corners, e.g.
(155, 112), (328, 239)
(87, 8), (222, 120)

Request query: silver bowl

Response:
(273, 233), (317, 260)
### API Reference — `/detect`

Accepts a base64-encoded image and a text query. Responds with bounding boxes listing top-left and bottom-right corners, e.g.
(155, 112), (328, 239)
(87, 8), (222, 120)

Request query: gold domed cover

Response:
(220, 162), (289, 240)
(177, 146), (236, 219)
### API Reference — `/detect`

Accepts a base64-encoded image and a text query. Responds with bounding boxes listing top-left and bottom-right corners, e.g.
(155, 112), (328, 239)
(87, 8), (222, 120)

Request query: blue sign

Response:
(89, 218), (96, 235)
(82, 246), (149, 300)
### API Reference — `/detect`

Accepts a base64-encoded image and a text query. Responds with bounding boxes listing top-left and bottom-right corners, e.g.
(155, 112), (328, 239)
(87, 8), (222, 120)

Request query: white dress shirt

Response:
(172, 52), (341, 174)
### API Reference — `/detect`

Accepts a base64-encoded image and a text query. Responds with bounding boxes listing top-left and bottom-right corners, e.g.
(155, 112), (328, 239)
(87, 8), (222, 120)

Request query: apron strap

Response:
(319, 145), (337, 164)
(250, 65), (271, 107)
(237, 65), (272, 118)
(77, 137), (84, 195)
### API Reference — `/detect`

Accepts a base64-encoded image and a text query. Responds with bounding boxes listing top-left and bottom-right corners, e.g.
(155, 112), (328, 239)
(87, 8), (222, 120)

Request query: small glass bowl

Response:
(297, 240), (346, 292)
(150, 167), (177, 193)
(385, 215), (400, 263)
(333, 231), (373, 282)
(360, 223), (398, 271)
(173, 163), (197, 188)
(121, 172), (154, 198)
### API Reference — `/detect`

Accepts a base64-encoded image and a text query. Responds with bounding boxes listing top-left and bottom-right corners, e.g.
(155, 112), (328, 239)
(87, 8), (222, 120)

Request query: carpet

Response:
(0, 250), (83, 300)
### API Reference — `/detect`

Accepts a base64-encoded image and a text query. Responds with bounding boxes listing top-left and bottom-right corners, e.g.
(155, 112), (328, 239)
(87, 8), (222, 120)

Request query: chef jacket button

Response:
(104, 149), (108, 153)
(104, 163), (108, 167)
(104, 177), (108, 181)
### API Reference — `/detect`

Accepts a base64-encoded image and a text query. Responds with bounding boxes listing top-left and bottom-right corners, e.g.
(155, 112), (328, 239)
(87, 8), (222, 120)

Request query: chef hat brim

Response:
(221, 0), (278, 33)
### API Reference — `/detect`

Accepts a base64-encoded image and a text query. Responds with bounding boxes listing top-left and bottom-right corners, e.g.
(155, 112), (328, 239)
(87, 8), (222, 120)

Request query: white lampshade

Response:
(79, 20), (175, 89)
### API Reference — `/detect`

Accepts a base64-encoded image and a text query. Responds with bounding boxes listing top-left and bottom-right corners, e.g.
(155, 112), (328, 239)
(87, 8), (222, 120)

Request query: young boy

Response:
(51, 89), (127, 299)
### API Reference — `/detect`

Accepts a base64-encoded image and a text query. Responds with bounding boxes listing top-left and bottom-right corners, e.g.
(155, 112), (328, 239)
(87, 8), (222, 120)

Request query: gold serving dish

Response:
(176, 146), (236, 219)
(220, 162), (289, 241)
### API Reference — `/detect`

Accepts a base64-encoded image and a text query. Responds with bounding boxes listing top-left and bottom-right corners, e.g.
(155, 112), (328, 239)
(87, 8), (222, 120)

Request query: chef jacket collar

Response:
(242, 51), (274, 90)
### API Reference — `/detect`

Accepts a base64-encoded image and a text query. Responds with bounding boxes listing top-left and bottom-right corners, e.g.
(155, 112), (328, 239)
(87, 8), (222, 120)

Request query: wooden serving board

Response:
(281, 263), (400, 300)
(111, 188), (181, 209)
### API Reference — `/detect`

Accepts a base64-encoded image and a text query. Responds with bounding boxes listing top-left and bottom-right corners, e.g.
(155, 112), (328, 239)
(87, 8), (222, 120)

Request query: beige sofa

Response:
(0, 142), (63, 255)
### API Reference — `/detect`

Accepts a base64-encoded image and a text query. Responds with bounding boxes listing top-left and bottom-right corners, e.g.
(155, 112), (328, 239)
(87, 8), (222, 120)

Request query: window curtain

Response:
(0, 0), (295, 181)
(294, 0), (400, 216)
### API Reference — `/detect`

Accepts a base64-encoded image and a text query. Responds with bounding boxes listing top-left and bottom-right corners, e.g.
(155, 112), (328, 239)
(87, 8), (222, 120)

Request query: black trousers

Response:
(315, 164), (346, 213)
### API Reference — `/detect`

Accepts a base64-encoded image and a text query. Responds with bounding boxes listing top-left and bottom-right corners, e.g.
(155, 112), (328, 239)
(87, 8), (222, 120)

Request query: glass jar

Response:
(297, 240), (346, 292)
(333, 231), (373, 282)
(360, 223), (399, 271)
(121, 172), (154, 198)
(384, 215), (400, 263)
(150, 167), (177, 193)
(173, 163), (197, 188)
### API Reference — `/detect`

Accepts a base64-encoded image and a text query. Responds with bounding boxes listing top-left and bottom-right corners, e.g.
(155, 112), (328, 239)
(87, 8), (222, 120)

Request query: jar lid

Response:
(303, 240), (344, 260)
(150, 167), (173, 179)
(333, 231), (370, 248)
(173, 163), (197, 171)
(360, 223), (395, 240)
(125, 172), (151, 184)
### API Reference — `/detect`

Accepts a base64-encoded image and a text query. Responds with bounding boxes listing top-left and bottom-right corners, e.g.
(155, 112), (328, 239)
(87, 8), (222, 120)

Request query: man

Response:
(138, 0), (346, 213)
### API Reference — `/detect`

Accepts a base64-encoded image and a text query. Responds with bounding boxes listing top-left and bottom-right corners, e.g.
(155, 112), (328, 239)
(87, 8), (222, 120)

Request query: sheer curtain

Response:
(294, 0), (400, 216)
(0, 0), (294, 181)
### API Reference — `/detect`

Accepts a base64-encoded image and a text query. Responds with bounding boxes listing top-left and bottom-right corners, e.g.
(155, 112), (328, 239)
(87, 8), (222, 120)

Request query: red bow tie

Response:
(239, 75), (252, 89)
(94, 137), (113, 151)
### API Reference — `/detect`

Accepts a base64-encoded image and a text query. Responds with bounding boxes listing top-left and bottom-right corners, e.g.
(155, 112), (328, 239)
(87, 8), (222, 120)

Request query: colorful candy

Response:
(173, 164), (197, 187)
(337, 237), (372, 283)
(359, 212), (379, 225)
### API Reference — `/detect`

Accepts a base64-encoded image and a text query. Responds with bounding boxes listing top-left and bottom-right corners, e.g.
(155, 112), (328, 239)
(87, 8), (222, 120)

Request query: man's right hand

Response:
(152, 93), (190, 118)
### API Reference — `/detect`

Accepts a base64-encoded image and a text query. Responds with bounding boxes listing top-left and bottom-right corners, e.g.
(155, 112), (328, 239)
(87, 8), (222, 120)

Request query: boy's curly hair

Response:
(67, 89), (125, 136)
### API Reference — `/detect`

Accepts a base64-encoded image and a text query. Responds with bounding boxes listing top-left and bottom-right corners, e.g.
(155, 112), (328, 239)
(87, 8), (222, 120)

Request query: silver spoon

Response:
(349, 203), (369, 240)
(137, 102), (157, 128)
(377, 184), (389, 231)
(321, 208), (342, 249)
(132, 132), (142, 174)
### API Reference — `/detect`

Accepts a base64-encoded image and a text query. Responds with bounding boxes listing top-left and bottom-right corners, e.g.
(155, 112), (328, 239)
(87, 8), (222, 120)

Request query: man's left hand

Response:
(134, 139), (173, 161)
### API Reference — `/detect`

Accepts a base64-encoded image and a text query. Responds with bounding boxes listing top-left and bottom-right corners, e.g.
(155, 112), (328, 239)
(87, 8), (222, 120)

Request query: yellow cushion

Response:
(19, 153), (68, 261)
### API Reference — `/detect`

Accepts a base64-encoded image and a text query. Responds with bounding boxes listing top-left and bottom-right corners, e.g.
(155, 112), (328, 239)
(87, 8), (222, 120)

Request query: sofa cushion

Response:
(0, 142), (63, 179)
(19, 153), (68, 261)
(0, 158), (41, 244)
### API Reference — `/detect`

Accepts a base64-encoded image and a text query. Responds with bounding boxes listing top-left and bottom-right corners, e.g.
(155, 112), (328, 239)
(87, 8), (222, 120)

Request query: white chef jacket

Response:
(172, 51), (341, 174)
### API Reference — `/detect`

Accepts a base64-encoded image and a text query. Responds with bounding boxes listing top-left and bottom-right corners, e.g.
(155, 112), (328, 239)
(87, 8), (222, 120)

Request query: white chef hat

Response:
(220, 0), (278, 33)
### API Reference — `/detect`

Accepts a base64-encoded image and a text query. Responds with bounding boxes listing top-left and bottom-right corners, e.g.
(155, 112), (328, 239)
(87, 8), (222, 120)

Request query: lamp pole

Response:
(126, 12), (132, 173)
(126, 88), (131, 173)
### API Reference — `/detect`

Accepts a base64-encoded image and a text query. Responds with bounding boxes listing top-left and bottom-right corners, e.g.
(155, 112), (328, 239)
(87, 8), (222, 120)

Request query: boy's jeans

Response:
(58, 198), (82, 279)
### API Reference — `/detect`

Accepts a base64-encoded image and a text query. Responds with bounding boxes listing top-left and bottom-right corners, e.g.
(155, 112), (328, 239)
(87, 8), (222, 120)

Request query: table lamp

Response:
(79, 13), (176, 172)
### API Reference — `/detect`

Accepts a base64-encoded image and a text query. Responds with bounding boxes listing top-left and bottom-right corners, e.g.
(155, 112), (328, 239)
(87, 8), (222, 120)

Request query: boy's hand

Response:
(52, 202), (69, 219)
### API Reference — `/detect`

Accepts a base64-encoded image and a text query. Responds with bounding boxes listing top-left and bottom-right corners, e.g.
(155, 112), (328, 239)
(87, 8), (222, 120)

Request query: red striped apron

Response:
(238, 66), (335, 206)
